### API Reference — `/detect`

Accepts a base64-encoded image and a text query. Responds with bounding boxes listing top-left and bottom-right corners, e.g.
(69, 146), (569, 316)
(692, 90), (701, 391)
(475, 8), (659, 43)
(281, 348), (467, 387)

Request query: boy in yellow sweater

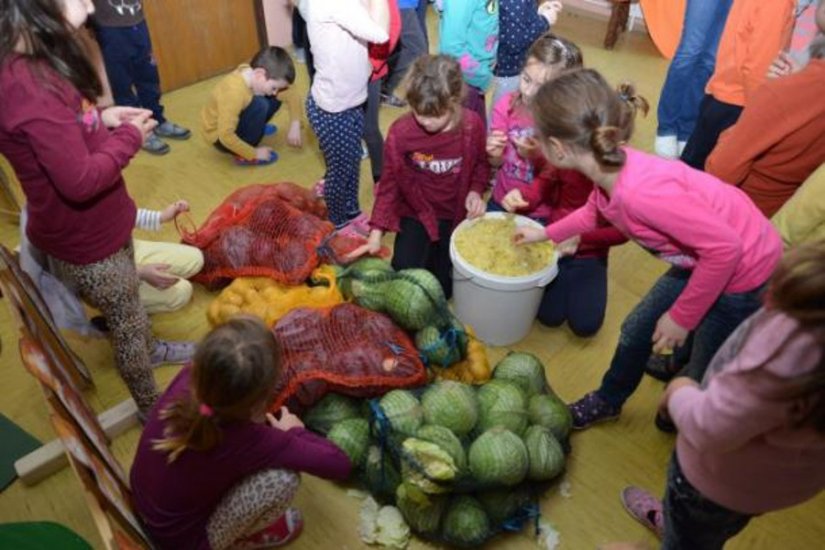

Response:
(202, 46), (302, 166)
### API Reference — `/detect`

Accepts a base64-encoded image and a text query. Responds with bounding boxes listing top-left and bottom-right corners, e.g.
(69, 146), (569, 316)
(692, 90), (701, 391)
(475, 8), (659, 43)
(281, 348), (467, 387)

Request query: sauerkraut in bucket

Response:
(454, 216), (554, 277)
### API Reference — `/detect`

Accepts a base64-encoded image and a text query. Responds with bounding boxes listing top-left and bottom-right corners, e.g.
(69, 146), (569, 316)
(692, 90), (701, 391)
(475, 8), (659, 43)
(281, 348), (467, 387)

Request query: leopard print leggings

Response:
(207, 469), (301, 550)
(51, 241), (159, 412)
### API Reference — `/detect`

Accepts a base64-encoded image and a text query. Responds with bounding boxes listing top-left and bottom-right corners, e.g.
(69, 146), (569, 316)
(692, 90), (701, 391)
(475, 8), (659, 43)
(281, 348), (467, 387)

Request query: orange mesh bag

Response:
(180, 184), (334, 289)
(270, 303), (428, 413)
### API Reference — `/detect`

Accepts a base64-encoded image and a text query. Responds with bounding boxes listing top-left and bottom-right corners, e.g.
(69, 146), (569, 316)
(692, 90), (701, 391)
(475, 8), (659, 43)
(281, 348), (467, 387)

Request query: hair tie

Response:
(198, 403), (214, 417)
(618, 92), (630, 103)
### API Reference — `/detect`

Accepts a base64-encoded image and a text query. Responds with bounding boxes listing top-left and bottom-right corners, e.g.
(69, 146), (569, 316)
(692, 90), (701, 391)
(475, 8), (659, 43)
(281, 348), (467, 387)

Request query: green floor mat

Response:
(0, 413), (41, 491)
(0, 522), (92, 550)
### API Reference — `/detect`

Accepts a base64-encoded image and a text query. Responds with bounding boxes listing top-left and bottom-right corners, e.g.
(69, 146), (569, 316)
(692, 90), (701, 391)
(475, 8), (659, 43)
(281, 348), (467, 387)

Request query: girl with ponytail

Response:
(130, 317), (351, 549)
(515, 68), (784, 431)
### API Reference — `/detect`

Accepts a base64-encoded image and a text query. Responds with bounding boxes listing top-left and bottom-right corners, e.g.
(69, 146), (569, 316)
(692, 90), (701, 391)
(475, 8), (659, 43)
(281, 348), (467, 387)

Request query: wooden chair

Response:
(0, 244), (139, 485)
(18, 335), (151, 549)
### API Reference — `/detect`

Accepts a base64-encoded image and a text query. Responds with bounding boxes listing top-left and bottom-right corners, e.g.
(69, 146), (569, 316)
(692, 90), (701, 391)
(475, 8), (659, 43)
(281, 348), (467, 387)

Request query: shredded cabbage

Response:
(455, 217), (554, 276)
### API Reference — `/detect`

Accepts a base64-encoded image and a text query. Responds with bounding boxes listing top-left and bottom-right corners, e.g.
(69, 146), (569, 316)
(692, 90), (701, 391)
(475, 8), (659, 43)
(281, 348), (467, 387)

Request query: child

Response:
(0, 0), (176, 414)
(618, 243), (825, 549)
(305, 0), (389, 231)
(680, 0), (796, 170)
(438, 0), (500, 130)
(131, 317), (351, 549)
(487, 32), (583, 217)
(202, 46), (302, 166)
(90, 0), (191, 155)
(514, 69), (783, 430)
(653, 0), (733, 158)
(491, 0), (562, 111)
(351, 55), (489, 299)
(706, 35), (825, 218)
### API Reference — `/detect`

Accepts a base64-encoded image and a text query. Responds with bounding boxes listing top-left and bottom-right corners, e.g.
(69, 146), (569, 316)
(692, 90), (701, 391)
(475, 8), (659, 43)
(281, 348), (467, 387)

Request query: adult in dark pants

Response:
(291, 1), (315, 81)
(382, 0), (428, 107)
(91, 0), (190, 155)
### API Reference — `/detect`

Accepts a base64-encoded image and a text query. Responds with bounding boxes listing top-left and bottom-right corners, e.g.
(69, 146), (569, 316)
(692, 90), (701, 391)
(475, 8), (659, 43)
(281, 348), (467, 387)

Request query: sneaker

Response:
(293, 47), (307, 64)
(644, 353), (681, 383)
(150, 340), (196, 368)
(235, 508), (304, 549)
(335, 212), (371, 239)
(380, 93), (407, 108)
(620, 487), (665, 538)
(653, 135), (678, 159)
(312, 178), (325, 198)
(142, 132), (170, 155)
(235, 151), (278, 166)
(361, 141), (369, 160)
(677, 140), (687, 156)
(154, 121), (191, 140)
(569, 391), (621, 430)
(264, 123), (278, 136)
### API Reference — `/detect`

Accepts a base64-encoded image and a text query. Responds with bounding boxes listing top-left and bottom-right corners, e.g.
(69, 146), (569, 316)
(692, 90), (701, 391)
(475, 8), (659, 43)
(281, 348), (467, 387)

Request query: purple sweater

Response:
(545, 148), (782, 330)
(130, 367), (351, 549)
(670, 309), (825, 514)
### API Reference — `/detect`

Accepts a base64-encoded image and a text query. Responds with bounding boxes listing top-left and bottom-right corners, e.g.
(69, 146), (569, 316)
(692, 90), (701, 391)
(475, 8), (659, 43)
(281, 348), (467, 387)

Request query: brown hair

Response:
(250, 46), (296, 84)
(530, 68), (649, 167)
(404, 54), (464, 117)
(525, 33), (583, 72)
(0, 0), (102, 101)
(152, 317), (282, 462)
(761, 242), (825, 433)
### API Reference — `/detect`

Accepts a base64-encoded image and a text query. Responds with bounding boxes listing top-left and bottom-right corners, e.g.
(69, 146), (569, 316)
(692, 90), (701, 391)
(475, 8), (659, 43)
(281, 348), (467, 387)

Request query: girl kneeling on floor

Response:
(130, 317), (351, 549)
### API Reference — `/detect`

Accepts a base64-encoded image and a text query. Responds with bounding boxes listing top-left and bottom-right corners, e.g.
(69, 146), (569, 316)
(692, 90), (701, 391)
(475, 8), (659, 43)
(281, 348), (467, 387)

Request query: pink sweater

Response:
(544, 148), (782, 330)
(669, 309), (825, 515)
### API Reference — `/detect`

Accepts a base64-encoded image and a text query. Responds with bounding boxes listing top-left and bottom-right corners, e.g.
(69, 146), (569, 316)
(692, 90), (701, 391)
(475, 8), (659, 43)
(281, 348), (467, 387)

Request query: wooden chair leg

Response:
(604, 2), (631, 50)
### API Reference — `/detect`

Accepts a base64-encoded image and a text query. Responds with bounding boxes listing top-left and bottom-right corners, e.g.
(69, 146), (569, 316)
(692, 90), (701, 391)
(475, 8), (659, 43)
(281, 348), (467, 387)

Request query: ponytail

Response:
(152, 392), (223, 463)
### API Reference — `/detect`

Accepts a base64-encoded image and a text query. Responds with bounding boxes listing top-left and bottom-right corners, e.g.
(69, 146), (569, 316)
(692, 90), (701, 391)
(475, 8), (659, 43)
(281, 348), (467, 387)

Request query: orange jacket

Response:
(706, 0), (795, 106)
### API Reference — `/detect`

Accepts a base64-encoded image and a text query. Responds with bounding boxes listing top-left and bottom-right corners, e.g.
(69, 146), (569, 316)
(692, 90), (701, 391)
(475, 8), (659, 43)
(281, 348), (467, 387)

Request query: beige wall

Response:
(262, 0), (293, 47)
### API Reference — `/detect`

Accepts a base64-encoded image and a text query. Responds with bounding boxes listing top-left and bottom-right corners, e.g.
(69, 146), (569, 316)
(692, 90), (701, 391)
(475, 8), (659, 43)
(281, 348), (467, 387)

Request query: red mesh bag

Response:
(180, 184), (334, 289)
(270, 303), (427, 413)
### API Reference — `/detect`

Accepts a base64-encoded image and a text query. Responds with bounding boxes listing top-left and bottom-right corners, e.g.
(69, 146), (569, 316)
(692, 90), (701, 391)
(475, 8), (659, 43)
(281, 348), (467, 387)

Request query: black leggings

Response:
(537, 256), (608, 338)
(391, 217), (454, 300)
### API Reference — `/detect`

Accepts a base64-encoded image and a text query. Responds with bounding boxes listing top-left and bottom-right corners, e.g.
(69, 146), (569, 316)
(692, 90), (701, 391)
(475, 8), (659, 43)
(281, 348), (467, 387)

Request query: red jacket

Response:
(370, 109), (490, 241)
(368, 0), (402, 82)
(0, 56), (140, 264)
(518, 157), (627, 258)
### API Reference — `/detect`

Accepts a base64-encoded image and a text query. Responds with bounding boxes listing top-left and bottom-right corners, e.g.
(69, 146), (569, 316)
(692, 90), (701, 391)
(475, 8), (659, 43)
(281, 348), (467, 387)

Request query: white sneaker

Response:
(654, 135), (678, 159)
(677, 140), (687, 157)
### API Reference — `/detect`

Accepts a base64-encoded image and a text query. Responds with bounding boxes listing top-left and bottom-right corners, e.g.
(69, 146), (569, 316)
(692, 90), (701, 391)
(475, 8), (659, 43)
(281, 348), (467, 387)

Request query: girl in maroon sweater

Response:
(0, 0), (193, 415)
(132, 317), (351, 549)
(351, 54), (490, 298)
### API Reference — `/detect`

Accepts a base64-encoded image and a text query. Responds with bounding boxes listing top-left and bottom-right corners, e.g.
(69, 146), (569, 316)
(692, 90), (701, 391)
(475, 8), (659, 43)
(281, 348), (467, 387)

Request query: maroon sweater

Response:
(131, 366), (351, 550)
(519, 157), (627, 258)
(370, 109), (490, 241)
(0, 56), (140, 264)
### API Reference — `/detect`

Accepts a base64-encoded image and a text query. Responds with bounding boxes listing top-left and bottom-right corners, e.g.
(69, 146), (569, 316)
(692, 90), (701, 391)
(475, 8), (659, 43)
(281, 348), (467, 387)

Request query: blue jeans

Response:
(539, 257), (608, 338)
(95, 21), (166, 124)
(597, 267), (764, 409)
(213, 96), (281, 152)
(663, 452), (752, 549)
(656, 0), (733, 141)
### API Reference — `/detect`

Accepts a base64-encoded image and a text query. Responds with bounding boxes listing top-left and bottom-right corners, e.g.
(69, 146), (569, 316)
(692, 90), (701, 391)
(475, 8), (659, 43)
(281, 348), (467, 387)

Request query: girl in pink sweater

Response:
(515, 69), (783, 430)
(618, 243), (825, 549)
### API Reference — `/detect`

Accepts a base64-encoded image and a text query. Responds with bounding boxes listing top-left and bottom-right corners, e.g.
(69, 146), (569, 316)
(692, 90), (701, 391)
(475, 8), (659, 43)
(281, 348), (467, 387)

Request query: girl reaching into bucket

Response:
(349, 54), (490, 299)
(514, 69), (782, 431)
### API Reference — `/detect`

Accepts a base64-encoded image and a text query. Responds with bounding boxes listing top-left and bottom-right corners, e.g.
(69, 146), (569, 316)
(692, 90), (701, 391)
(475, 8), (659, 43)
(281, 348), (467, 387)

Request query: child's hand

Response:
(556, 235), (580, 257)
(502, 189), (529, 212)
(160, 200), (190, 223)
(658, 376), (699, 419)
(266, 406), (305, 431)
(346, 229), (383, 260)
(513, 226), (548, 245)
(101, 106), (153, 129)
(766, 51), (800, 79)
(287, 120), (303, 148)
(652, 312), (689, 354)
(486, 131), (507, 160)
(465, 191), (485, 219)
(138, 263), (178, 289)
(538, 1), (563, 25)
(255, 146), (275, 161)
(126, 110), (158, 144)
(513, 135), (539, 159)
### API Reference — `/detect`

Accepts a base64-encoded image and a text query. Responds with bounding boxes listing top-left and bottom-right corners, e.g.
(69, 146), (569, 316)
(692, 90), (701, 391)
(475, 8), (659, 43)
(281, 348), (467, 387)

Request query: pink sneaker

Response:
(312, 179), (325, 198)
(234, 507), (304, 549)
(335, 212), (371, 239)
(620, 487), (665, 538)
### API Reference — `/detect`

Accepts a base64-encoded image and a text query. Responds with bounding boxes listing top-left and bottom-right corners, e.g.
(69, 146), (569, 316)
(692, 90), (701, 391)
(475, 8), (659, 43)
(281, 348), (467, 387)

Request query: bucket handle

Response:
(536, 268), (557, 288)
(452, 269), (471, 282)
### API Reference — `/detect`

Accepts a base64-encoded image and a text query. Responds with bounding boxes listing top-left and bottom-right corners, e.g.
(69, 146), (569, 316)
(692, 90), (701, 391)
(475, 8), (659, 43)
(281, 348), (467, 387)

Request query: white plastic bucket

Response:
(450, 213), (559, 346)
